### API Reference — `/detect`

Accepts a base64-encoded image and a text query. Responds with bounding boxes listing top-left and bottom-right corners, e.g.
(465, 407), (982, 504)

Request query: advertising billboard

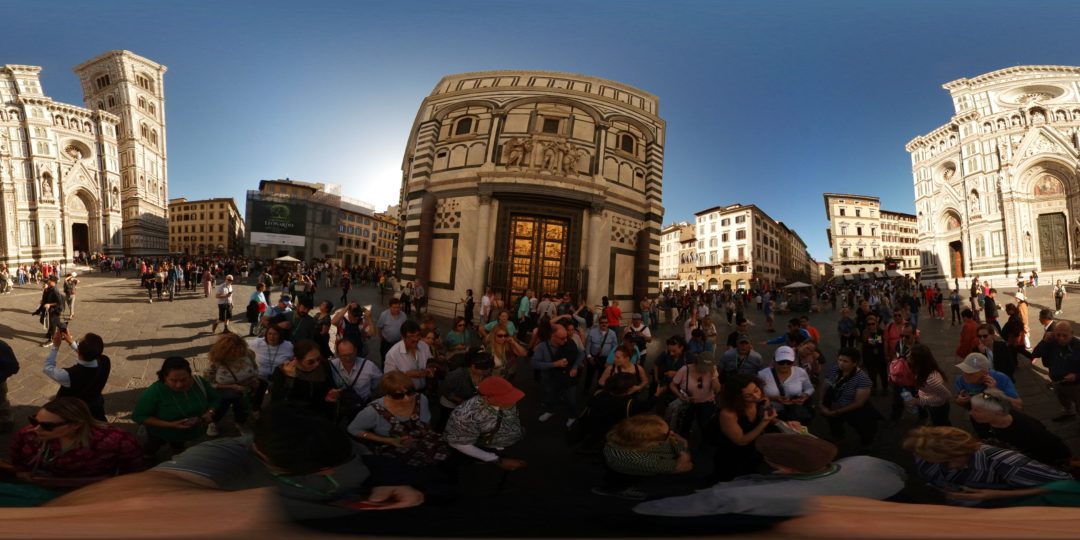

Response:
(250, 201), (307, 247)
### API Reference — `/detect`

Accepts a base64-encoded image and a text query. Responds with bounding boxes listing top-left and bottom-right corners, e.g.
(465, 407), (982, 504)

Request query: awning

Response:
(886, 270), (902, 278)
(874, 272), (886, 278)
(844, 275), (854, 281)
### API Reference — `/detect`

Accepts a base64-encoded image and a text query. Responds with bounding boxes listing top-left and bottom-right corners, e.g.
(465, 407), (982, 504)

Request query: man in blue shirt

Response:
(953, 352), (1022, 413)
(583, 318), (618, 390)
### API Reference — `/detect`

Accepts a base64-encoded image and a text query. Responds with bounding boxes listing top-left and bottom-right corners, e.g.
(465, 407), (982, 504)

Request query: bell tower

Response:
(74, 50), (168, 256)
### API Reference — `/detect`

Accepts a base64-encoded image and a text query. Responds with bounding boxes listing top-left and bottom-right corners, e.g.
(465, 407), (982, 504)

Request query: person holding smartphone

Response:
(132, 357), (219, 460)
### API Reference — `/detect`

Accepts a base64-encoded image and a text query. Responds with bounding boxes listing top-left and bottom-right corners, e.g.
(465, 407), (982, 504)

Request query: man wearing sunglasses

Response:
(532, 323), (584, 426)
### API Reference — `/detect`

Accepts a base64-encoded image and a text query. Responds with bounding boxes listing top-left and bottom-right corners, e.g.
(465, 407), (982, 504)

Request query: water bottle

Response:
(900, 388), (918, 415)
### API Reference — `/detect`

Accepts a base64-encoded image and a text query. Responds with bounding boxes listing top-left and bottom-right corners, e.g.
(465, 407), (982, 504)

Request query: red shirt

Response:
(955, 319), (978, 359)
(605, 305), (622, 326)
(11, 425), (144, 478)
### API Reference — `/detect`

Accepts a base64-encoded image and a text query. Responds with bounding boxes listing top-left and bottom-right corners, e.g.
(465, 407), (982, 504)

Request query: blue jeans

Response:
(540, 369), (579, 418)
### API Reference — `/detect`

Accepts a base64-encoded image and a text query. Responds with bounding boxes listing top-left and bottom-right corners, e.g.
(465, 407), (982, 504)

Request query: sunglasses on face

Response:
(28, 416), (69, 431)
(777, 360), (794, 365)
(387, 389), (418, 400)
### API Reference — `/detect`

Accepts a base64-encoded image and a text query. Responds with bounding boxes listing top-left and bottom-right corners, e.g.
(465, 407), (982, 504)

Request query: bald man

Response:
(1033, 321), (1080, 422)
(531, 323), (585, 427)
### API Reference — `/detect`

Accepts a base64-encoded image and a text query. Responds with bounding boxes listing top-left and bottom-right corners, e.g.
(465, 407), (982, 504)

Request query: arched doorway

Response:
(707, 278), (719, 290)
(65, 190), (100, 260)
(722, 279), (732, 290)
(949, 241), (965, 278)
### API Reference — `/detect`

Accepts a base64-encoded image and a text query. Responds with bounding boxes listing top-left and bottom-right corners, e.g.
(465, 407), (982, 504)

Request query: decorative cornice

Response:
(944, 65), (1080, 92)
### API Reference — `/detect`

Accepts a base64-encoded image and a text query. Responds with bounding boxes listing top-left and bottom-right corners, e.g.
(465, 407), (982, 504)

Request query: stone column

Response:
(475, 190), (493, 292)
(586, 203), (606, 304)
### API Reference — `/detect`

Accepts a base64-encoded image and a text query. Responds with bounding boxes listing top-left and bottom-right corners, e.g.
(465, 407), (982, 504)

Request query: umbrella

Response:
(274, 255), (301, 263)
(783, 281), (812, 288)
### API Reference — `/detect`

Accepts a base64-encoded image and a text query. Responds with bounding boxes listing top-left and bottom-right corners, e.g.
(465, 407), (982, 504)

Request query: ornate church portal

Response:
(1038, 212), (1069, 270)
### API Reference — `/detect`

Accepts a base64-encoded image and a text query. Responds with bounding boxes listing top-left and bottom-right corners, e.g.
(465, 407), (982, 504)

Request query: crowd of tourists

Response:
(2, 261), (1080, 527)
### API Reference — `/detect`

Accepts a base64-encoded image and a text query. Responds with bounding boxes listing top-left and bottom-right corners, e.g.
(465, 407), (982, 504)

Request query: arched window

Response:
(151, 129), (158, 146)
(138, 97), (146, 109)
(149, 102), (156, 117)
(619, 133), (635, 153)
(107, 96), (115, 108)
(96, 101), (104, 110)
(974, 235), (986, 257)
(140, 123), (149, 139)
(454, 117), (473, 136)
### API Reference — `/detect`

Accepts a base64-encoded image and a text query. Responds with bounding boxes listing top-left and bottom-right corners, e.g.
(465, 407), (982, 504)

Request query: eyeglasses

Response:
(387, 389), (418, 400)
(27, 416), (69, 431)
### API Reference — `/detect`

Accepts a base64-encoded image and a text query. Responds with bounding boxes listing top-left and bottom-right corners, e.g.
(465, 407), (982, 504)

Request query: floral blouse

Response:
(10, 425), (144, 478)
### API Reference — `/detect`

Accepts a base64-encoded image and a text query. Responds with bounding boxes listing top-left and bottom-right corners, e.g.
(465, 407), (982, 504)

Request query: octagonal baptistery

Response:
(398, 71), (666, 317)
(908, 65), (1080, 284)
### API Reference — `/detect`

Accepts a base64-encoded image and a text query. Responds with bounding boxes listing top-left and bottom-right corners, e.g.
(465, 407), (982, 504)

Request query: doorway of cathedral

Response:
(1038, 212), (1069, 270)
(71, 223), (89, 255)
(948, 241), (964, 278)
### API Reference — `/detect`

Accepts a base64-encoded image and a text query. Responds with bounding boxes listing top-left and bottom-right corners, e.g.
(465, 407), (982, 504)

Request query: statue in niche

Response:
(943, 168), (954, 181)
(41, 177), (54, 200)
(1032, 111), (1046, 125)
(1025, 231), (1032, 255)
(504, 137), (532, 169)
(968, 192), (980, 214)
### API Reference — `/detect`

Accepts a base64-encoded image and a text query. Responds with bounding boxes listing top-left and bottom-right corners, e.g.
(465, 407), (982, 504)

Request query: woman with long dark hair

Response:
(903, 344), (952, 426)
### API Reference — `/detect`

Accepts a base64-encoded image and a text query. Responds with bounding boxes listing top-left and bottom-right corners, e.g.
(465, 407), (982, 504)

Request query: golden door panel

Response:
(508, 214), (569, 296)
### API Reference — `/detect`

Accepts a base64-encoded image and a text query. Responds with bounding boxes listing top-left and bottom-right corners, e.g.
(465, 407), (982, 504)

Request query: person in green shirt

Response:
(133, 356), (220, 459)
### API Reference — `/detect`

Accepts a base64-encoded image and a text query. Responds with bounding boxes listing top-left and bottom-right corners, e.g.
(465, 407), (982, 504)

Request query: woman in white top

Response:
(247, 325), (294, 415)
(758, 346), (814, 422)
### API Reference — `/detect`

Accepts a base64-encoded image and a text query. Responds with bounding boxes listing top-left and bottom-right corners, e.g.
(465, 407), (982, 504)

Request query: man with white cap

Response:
(211, 274), (235, 334)
(954, 352), (1023, 415)
(1015, 291), (1031, 348)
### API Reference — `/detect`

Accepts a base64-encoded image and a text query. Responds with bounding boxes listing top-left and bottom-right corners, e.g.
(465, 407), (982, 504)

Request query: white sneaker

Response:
(538, 412), (553, 422)
(206, 422), (219, 437)
(565, 418), (576, 428)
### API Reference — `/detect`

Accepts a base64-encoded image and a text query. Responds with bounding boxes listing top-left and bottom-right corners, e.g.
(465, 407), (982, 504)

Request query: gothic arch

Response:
(1016, 159), (1076, 195)
(939, 208), (963, 233)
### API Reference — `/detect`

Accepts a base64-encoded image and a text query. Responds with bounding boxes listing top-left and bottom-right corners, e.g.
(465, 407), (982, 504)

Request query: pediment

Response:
(1014, 126), (1077, 160)
(60, 159), (100, 193)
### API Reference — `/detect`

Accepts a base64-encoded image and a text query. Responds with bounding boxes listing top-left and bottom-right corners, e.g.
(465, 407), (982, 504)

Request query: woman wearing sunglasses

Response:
(349, 371), (448, 470)
(484, 322), (527, 380)
(4, 397), (143, 490)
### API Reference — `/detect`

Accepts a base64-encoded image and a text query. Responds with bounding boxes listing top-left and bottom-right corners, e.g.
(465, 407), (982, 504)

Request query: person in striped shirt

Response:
(904, 426), (1072, 507)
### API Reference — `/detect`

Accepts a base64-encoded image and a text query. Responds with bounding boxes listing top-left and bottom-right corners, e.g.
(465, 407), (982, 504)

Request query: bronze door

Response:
(949, 241), (964, 278)
(1038, 213), (1069, 270)
(509, 214), (570, 296)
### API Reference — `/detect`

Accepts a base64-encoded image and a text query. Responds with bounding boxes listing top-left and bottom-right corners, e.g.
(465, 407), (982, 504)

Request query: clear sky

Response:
(6, 0), (1080, 260)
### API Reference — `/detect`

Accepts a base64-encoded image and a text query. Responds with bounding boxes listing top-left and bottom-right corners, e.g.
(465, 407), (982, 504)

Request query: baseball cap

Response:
(48, 275), (59, 282)
(632, 313), (643, 319)
(280, 295), (293, 304)
(774, 346), (796, 363)
(1014, 292), (1026, 302)
(70, 272), (77, 277)
(736, 333), (752, 344)
(225, 274), (234, 281)
(957, 353), (991, 374)
(478, 376), (524, 407)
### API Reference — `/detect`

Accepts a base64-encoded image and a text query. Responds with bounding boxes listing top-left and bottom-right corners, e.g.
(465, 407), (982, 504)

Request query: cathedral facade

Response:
(0, 50), (167, 265)
(398, 71), (665, 315)
(909, 66), (1080, 283)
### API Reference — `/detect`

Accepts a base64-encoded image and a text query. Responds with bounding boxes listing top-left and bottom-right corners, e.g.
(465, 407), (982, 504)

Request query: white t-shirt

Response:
(216, 283), (233, 305)
(758, 366), (815, 399)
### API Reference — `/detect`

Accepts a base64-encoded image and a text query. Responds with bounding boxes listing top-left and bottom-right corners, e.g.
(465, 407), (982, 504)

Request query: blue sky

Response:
(6, 0), (1080, 260)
